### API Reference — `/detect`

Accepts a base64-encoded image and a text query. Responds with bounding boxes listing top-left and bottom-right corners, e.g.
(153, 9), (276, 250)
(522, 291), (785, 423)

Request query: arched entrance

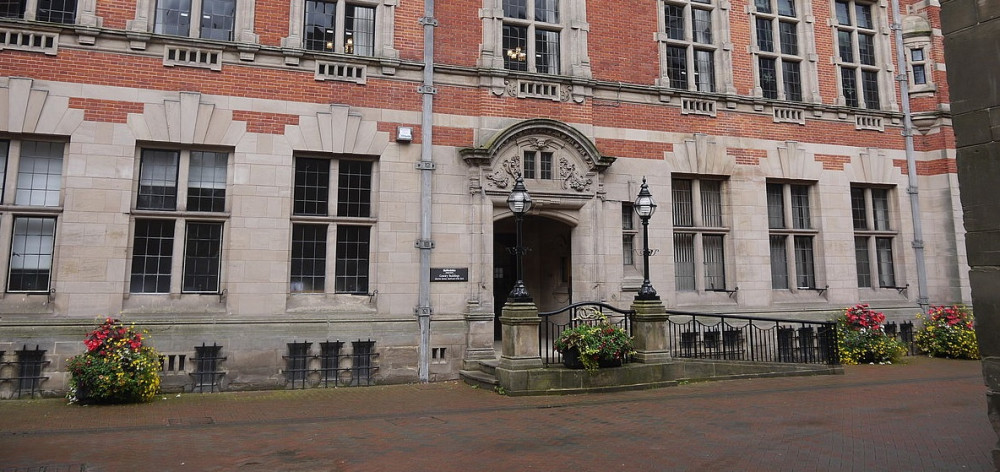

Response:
(493, 215), (573, 339)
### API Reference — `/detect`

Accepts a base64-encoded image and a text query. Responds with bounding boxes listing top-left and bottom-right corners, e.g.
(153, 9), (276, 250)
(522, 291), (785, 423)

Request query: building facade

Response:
(0, 0), (965, 395)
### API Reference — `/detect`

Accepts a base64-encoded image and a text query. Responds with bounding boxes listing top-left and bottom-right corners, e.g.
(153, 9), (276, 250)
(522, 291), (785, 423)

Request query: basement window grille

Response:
(159, 354), (187, 375)
(351, 339), (378, 386)
(190, 343), (225, 393)
(284, 341), (312, 389)
(319, 341), (346, 387)
(13, 345), (49, 398)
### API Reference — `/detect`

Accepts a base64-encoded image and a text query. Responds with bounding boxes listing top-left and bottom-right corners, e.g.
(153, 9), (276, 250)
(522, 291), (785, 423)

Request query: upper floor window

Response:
(304, 1), (376, 55)
(502, 0), (561, 74)
(659, 0), (718, 92)
(752, 0), (803, 101)
(834, 0), (882, 109)
(673, 177), (728, 292)
(521, 150), (554, 180)
(154, 0), (236, 40)
(0, 0), (76, 23)
(767, 182), (819, 290)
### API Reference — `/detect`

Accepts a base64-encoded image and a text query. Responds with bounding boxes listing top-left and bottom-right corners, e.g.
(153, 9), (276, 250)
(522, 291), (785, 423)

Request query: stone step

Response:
(459, 369), (498, 390)
(477, 359), (498, 376)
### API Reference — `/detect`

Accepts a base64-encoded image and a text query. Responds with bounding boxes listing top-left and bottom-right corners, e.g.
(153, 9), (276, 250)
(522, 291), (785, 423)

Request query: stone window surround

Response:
(767, 181), (823, 292)
(479, 0), (592, 78)
(129, 0), (256, 43)
(11, 0), (100, 27)
(655, 0), (737, 94)
(830, 0), (898, 111)
(852, 185), (900, 290)
(903, 40), (935, 93)
(671, 176), (731, 293)
(748, 0), (822, 103)
(283, 0), (399, 61)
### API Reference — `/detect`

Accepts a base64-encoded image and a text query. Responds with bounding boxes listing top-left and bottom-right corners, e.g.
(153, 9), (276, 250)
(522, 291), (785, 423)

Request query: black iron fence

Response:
(666, 310), (840, 365)
(539, 302), (635, 366)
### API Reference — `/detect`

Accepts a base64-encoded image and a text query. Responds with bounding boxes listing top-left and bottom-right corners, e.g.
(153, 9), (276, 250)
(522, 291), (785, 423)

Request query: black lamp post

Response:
(507, 177), (533, 303)
(634, 177), (659, 301)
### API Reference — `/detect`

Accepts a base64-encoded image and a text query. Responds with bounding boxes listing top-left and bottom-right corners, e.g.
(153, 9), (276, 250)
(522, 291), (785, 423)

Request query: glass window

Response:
(130, 219), (175, 294)
(755, 0), (803, 101)
(0, 140), (8, 201)
(0, 0), (26, 18)
(187, 151), (227, 212)
(137, 149), (179, 211)
(335, 225), (369, 294)
(345, 4), (375, 56)
(853, 186), (897, 289)
(672, 177), (728, 292)
(337, 159), (372, 218)
(291, 223), (327, 293)
(294, 157), (330, 216)
(37, 0), (76, 23)
(674, 233), (695, 291)
(661, 0), (717, 92)
(503, 0), (561, 74)
(672, 179), (693, 227)
(154, 0), (192, 36)
(15, 141), (63, 207)
(304, 0), (336, 51)
(8, 216), (56, 292)
(836, 0), (883, 109)
(199, 0), (235, 40)
(768, 182), (819, 291)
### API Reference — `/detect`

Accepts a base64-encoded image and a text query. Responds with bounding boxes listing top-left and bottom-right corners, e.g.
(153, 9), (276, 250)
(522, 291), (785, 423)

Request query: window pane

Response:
(623, 234), (635, 266)
(291, 224), (327, 293)
(188, 151), (227, 212)
(782, 61), (802, 101)
(130, 219), (174, 293)
(502, 0), (526, 19)
(200, 0), (235, 40)
(855, 3), (873, 29)
(872, 188), (890, 230)
(337, 160), (372, 218)
(862, 70), (880, 109)
(672, 179), (693, 227)
(913, 64), (926, 85)
(535, 29), (560, 74)
(851, 187), (867, 230)
(674, 233), (695, 291)
(855, 236), (871, 288)
(304, 0), (336, 51)
(665, 4), (684, 40)
(535, 0), (558, 23)
(183, 222), (222, 293)
(838, 30), (854, 63)
(0, 140), (7, 200)
(841, 67), (859, 107)
(791, 185), (810, 229)
(755, 0), (771, 13)
(522, 151), (536, 179)
(666, 46), (688, 89)
(154, 0), (192, 36)
(835, 0), (850, 25)
(16, 141), (63, 207)
(0, 0), (25, 18)
(876, 237), (895, 287)
(766, 183), (784, 228)
(137, 149), (178, 210)
(759, 57), (778, 99)
(694, 49), (715, 92)
(539, 152), (554, 179)
(858, 33), (875, 66)
(793, 235), (815, 289)
(778, 21), (798, 55)
(703, 234), (725, 290)
(294, 157), (329, 216)
(502, 24), (528, 71)
(701, 180), (723, 227)
(37, 0), (76, 23)
(621, 203), (634, 231)
(910, 49), (924, 61)
(335, 225), (370, 294)
(756, 18), (774, 52)
(777, 0), (795, 16)
(692, 8), (712, 44)
(769, 235), (788, 289)
(8, 217), (56, 292)
(345, 4), (375, 56)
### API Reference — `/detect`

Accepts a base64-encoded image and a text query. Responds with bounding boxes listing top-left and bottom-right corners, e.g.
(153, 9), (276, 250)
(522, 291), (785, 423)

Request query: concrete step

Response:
(459, 369), (498, 390)
(477, 359), (498, 376)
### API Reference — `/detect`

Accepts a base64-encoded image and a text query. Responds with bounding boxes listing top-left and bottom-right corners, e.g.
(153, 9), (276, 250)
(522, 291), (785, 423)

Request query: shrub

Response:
(914, 305), (980, 360)
(67, 318), (161, 404)
(836, 304), (906, 365)
(554, 315), (634, 371)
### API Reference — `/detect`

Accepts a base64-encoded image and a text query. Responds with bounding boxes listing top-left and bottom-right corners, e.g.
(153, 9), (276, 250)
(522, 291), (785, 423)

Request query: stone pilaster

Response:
(630, 299), (672, 364)
(497, 301), (543, 370)
(462, 301), (497, 369)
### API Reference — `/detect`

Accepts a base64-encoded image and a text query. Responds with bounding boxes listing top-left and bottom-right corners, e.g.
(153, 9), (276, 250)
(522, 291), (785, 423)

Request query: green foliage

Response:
(67, 318), (161, 404)
(914, 305), (980, 360)
(554, 315), (634, 371)
(836, 304), (906, 365)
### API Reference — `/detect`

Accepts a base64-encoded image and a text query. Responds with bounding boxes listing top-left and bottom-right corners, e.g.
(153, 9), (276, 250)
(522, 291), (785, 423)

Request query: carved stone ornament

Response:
(485, 153), (521, 189)
(572, 306), (604, 322)
(559, 157), (592, 192)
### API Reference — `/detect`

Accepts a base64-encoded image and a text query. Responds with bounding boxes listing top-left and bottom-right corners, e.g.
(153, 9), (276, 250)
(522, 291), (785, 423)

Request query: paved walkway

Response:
(0, 356), (994, 472)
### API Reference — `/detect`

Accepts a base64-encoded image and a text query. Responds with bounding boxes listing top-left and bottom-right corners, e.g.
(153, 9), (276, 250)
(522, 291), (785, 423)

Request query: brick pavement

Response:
(0, 356), (994, 472)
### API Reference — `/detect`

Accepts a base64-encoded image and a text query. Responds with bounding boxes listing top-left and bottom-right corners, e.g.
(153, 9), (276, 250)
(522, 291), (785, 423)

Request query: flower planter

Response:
(562, 348), (623, 370)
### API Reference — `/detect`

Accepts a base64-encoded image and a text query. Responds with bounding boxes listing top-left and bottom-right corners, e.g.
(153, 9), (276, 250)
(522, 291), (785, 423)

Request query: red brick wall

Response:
(435, 0), (481, 68)
(893, 158), (957, 176)
(814, 153), (851, 171)
(232, 110), (299, 134)
(95, 0), (132, 30)
(727, 148), (767, 166)
(596, 139), (672, 160)
(68, 97), (145, 123)
(255, 0), (290, 47)
(588, 0), (659, 84)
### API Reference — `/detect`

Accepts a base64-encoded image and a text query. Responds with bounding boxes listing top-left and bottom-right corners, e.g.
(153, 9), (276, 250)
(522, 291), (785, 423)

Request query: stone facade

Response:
(0, 0), (967, 396)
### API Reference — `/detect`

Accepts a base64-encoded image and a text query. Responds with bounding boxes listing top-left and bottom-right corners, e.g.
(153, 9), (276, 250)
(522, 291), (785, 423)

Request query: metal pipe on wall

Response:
(416, 0), (437, 382)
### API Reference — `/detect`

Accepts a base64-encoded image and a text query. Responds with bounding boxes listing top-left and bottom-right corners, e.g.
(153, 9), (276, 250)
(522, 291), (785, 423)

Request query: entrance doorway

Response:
(493, 215), (573, 340)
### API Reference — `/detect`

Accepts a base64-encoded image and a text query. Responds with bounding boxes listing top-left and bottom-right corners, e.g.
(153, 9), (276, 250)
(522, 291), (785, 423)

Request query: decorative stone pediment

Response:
(460, 119), (614, 200)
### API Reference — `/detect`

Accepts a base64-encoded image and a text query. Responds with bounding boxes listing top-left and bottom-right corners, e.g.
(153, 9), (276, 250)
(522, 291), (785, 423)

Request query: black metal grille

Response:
(190, 343), (225, 393)
(284, 341), (312, 389)
(351, 340), (377, 386)
(885, 321), (919, 356)
(320, 341), (346, 387)
(539, 302), (635, 366)
(0, 346), (49, 398)
(667, 311), (839, 365)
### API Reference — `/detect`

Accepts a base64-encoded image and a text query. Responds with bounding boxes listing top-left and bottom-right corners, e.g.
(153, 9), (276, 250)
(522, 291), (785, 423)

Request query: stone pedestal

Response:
(497, 301), (543, 370)
(462, 301), (497, 369)
(631, 298), (672, 364)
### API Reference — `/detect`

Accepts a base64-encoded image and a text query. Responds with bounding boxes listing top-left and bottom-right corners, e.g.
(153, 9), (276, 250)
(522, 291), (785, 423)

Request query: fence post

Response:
(631, 299), (672, 363)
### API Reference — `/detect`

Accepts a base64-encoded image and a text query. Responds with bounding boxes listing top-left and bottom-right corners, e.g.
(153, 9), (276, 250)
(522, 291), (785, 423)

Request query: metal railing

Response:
(666, 310), (840, 365)
(539, 302), (635, 366)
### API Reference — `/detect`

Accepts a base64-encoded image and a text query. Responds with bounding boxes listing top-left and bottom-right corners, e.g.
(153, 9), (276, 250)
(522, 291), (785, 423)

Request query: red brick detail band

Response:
(596, 138), (671, 160)
(68, 97), (145, 123)
(376, 122), (474, 147)
(727, 148), (767, 166)
(815, 153), (852, 171)
(892, 158), (957, 176)
(232, 110), (299, 134)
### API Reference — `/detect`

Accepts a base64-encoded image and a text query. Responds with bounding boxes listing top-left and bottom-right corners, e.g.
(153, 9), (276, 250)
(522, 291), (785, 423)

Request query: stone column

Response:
(497, 302), (543, 370)
(630, 299), (672, 364)
(462, 301), (497, 369)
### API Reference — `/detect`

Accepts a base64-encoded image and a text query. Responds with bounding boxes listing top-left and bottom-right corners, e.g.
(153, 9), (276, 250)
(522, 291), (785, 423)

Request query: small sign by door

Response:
(431, 267), (469, 282)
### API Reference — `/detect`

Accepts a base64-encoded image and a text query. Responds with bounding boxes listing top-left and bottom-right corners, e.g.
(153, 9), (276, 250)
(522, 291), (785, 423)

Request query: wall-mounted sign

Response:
(431, 267), (468, 282)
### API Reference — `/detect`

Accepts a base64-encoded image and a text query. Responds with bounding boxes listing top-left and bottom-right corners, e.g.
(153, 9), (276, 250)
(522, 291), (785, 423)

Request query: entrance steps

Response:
(459, 360), (499, 390)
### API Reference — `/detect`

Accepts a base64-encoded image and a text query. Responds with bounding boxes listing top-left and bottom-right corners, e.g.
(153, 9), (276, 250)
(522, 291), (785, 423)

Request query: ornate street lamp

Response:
(507, 177), (533, 302)
(634, 177), (659, 301)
